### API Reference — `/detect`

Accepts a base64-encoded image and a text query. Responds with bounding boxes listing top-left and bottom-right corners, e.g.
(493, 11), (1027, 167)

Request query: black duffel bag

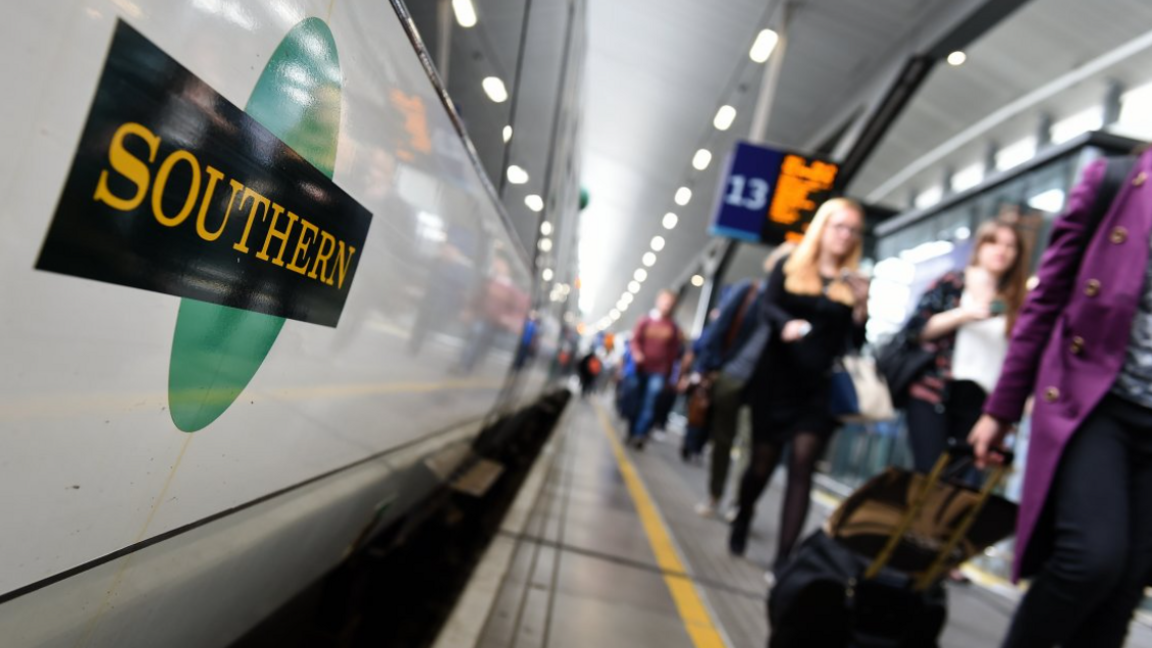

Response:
(768, 531), (946, 648)
(875, 329), (934, 408)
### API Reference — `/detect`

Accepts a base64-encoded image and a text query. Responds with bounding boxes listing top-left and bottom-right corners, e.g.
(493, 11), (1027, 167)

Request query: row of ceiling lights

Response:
(593, 28), (779, 333)
(453, 1), (571, 296)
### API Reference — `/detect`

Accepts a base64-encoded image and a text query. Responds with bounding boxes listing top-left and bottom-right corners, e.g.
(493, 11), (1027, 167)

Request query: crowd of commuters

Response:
(584, 153), (1152, 646)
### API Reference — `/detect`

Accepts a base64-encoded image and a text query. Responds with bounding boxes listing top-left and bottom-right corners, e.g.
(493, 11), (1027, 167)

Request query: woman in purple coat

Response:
(971, 151), (1152, 647)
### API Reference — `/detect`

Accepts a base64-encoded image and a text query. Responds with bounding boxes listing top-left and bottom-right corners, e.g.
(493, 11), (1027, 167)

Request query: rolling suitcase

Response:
(768, 445), (1017, 648)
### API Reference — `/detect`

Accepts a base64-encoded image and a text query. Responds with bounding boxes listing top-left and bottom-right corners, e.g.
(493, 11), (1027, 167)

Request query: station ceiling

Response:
(580, 0), (1152, 332)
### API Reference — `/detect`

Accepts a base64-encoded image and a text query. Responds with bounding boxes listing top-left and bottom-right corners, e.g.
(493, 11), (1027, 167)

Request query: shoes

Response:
(728, 515), (749, 556)
(695, 499), (719, 518)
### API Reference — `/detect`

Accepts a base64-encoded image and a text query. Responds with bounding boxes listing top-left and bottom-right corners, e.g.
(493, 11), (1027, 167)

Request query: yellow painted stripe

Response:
(593, 403), (727, 648)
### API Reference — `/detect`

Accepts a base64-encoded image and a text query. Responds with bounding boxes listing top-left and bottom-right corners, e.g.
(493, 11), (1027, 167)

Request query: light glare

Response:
(674, 187), (692, 206)
(482, 76), (508, 102)
(692, 149), (712, 171)
(750, 29), (779, 63)
(642, 252), (656, 267)
(650, 236), (665, 251)
(506, 165), (529, 184)
(452, 0), (477, 27)
(714, 105), (737, 131)
(525, 194), (544, 212)
(662, 212), (678, 229)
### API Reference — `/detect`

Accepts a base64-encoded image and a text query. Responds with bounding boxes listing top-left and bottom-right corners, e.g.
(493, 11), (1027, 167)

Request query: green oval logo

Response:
(169, 18), (343, 432)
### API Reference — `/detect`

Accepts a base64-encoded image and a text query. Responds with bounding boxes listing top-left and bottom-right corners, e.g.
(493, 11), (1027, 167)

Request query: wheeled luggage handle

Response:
(942, 438), (1015, 465)
(862, 441), (1014, 587)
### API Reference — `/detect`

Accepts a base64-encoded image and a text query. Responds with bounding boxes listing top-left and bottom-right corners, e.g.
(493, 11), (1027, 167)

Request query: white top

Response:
(951, 291), (1009, 395)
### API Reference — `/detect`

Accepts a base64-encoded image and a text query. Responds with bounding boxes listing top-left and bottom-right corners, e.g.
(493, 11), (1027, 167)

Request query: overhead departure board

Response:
(710, 141), (839, 245)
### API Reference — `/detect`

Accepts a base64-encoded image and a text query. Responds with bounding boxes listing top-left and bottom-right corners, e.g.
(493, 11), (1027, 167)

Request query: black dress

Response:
(747, 256), (866, 442)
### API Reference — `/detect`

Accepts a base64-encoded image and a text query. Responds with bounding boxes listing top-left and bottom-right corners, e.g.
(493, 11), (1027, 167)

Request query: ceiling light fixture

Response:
(642, 252), (656, 267)
(628, 281), (641, 293)
(634, 268), (647, 282)
(750, 28), (779, 63)
(525, 194), (544, 212)
(650, 236), (665, 251)
(947, 51), (967, 66)
(663, 212), (678, 229)
(538, 237), (552, 252)
(452, 0), (477, 27)
(542, 268), (553, 281)
(506, 165), (529, 184)
(692, 149), (712, 171)
(674, 187), (692, 206)
(691, 274), (705, 287)
(482, 76), (508, 102)
(714, 105), (737, 131)
(540, 221), (553, 236)
(503, 125), (512, 142)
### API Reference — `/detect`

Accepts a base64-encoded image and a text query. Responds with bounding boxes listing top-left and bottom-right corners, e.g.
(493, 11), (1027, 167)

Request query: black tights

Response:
(734, 431), (828, 568)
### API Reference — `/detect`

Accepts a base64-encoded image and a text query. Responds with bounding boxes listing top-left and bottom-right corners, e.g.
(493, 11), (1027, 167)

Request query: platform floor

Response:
(459, 396), (1152, 648)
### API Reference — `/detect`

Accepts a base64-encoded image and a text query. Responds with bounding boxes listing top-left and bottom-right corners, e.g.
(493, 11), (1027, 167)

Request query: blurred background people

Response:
(627, 290), (684, 449)
(904, 219), (1028, 473)
(691, 245), (794, 517)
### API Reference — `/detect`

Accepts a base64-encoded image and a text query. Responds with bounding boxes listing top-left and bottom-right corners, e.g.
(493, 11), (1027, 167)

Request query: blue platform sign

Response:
(710, 141), (839, 245)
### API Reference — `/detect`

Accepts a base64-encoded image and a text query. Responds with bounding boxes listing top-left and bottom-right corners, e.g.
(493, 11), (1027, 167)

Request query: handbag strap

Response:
(724, 282), (759, 351)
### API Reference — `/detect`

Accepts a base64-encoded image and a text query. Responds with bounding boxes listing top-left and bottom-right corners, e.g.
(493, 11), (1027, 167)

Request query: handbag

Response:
(686, 382), (711, 428)
(830, 355), (896, 423)
(875, 329), (935, 408)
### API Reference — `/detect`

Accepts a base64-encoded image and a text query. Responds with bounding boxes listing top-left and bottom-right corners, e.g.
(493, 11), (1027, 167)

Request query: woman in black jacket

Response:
(728, 198), (870, 574)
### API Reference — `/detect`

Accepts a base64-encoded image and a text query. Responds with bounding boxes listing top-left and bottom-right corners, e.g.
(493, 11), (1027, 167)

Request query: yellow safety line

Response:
(593, 404), (727, 648)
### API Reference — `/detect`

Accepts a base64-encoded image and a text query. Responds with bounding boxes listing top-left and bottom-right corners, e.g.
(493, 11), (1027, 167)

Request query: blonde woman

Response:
(729, 198), (870, 573)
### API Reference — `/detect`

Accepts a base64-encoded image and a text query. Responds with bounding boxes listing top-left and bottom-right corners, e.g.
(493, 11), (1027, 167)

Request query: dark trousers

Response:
(708, 374), (745, 501)
(906, 380), (986, 473)
(1003, 394), (1152, 648)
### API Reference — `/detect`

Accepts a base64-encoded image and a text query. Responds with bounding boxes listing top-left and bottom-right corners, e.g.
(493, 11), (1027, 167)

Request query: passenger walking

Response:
(970, 153), (1152, 647)
(692, 245), (793, 517)
(628, 290), (684, 449)
(728, 198), (870, 572)
(904, 220), (1028, 474)
(577, 350), (602, 397)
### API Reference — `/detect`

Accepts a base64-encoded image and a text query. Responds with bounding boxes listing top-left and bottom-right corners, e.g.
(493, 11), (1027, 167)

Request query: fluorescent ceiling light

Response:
(482, 76), (508, 103)
(674, 187), (692, 206)
(628, 281), (641, 293)
(506, 165), (529, 184)
(692, 149), (712, 171)
(525, 194), (544, 212)
(750, 29), (779, 63)
(634, 268), (647, 282)
(714, 105), (737, 131)
(642, 252), (656, 267)
(503, 125), (512, 142)
(452, 0), (477, 27)
(662, 212), (678, 229)
(650, 236), (665, 251)
(691, 274), (705, 287)
(947, 51), (966, 66)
